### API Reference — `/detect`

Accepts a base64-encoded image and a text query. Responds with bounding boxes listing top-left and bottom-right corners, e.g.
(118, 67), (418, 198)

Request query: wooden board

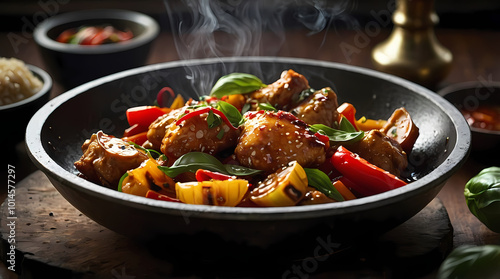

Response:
(0, 171), (453, 278)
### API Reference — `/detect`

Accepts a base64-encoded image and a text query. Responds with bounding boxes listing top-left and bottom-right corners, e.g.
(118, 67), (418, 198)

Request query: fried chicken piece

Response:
(248, 69), (310, 111)
(235, 110), (326, 173)
(146, 107), (185, 151)
(160, 107), (240, 163)
(74, 131), (148, 187)
(346, 129), (408, 177)
(291, 87), (340, 127)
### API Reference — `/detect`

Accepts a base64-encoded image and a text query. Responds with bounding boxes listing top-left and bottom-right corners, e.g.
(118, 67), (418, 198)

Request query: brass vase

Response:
(371, 0), (452, 88)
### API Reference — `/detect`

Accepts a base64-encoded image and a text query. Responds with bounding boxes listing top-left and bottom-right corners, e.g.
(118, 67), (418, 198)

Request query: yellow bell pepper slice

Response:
(356, 116), (387, 131)
(121, 158), (175, 197)
(175, 179), (249, 207)
(170, 94), (185, 109)
(250, 161), (308, 207)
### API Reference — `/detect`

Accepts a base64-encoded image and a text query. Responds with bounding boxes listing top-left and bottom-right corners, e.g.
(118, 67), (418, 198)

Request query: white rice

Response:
(0, 57), (43, 106)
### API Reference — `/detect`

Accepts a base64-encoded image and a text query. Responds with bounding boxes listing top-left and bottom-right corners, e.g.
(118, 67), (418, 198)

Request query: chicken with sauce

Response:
(235, 110), (327, 173)
(345, 129), (408, 177)
(291, 87), (340, 128)
(161, 106), (240, 163)
(248, 69), (309, 111)
(74, 131), (148, 187)
(73, 69), (420, 207)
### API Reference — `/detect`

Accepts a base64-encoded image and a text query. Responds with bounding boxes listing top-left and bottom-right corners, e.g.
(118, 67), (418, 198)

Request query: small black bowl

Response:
(1, 64), (52, 147)
(33, 9), (159, 89)
(438, 81), (500, 162)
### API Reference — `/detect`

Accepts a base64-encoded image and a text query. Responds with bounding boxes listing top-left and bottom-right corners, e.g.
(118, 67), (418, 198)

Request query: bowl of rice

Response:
(0, 57), (52, 146)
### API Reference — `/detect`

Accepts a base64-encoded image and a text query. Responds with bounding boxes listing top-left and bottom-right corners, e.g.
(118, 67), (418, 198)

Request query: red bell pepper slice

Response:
(195, 169), (235, 182)
(175, 107), (238, 130)
(337, 103), (358, 131)
(121, 131), (148, 145)
(313, 132), (330, 149)
(56, 29), (75, 43)
(126, 106), (170, 128)
(145, 190), (181, 203)
(331, 146), (407, 197)
(79, 27), (100, 45)
(123, 123), (148, 138)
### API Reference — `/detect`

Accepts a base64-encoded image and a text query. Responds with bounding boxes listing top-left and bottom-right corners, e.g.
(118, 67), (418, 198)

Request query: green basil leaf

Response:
(224, 164), (263, 176)
(339, 116), (357, 132)
(309, 124), (364, 143)
(258, 102), (278, 112)
(304, 168), (344, 202)
(117, 172), (128, 192)
(206, 109), (222, 128)
(241, 103), (251, 115)
(216, 101), (244, 127)
(464, 166), (500, 233)
(158, 152), (262, 177)
(437, 245), (500, 279)
(294, 88), (316, 104)
(129, 141), (163, 159)
(210, 73), (266, 98)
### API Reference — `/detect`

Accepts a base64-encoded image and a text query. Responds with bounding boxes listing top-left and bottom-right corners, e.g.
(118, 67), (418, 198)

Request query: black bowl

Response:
(33, 9), (159, 89)
(438, 81), (500, 161)
(1, 64), (52, 147)
(26, 57), (470, 248)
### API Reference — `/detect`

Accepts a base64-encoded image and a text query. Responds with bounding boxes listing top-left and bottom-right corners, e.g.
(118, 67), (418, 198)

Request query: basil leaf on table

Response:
(210, 73), (266, 98)
(304, 168), (344, 202)
(158, 152), (262, 177)
(437, 245), (500, 279)
(464, 166), (500, 233)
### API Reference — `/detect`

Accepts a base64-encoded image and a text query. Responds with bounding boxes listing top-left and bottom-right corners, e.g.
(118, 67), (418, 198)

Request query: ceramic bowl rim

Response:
(33, 9), (160, 55)
(0, 64), (52, 111)
(438, 80), (500, 136)
(26, 56), (471, 221)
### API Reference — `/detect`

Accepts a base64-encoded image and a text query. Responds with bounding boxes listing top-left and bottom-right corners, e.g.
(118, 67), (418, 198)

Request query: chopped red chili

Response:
(175, 107), (238, 130)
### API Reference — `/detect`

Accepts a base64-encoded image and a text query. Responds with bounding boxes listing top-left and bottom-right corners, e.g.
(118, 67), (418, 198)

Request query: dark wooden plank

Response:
(1, 170), (453, 278)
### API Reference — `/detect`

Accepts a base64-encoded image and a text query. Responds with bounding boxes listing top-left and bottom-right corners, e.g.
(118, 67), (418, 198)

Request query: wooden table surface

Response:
(1, 26), (500, 278)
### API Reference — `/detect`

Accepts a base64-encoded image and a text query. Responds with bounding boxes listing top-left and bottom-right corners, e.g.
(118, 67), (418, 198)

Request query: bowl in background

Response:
(438, 81), (500, 162)
(1, 64), (52, 147)
(26, 57), (470, 250)
(33, 9), (159, 89)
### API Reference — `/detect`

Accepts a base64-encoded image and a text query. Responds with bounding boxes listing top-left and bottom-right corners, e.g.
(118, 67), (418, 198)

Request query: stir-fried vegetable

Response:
(437, 245), (500, 279)
(159, 152), (262, 178)
(120, 158), (175, 197)
(56, 25), (133, 45)
(337, 103), (359, 131)
(304, 168), (344, 201)
(250, 161), (308, 207)
(209, 73), (266, 98)
(355, 117), (387, 131)
(331, 146), (407, 197)
(310, 116), (364, 144)
(126, 106), (170, 129)
(176, 179), (249, 206)
(464, 166), (500, 233)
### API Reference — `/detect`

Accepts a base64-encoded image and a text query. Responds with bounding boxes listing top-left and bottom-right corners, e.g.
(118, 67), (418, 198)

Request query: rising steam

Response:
(163, 0), (356, 96)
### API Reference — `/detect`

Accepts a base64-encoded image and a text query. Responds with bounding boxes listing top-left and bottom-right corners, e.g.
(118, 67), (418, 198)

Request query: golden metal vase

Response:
(371, 0), (452, 88)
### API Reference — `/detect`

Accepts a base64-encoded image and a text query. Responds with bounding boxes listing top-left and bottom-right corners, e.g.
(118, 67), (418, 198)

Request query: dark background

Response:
(1, 0), (500, 32)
